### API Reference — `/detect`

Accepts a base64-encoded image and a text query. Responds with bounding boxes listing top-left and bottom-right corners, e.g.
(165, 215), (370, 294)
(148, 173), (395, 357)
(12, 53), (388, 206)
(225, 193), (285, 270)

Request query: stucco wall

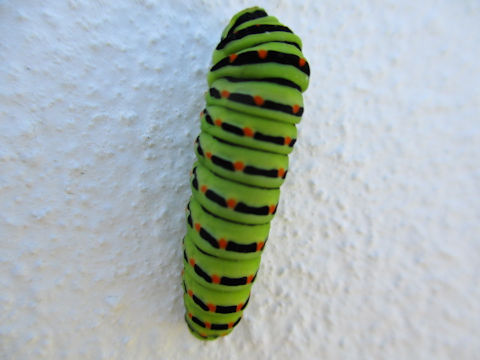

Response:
(1, 1), (479, 359)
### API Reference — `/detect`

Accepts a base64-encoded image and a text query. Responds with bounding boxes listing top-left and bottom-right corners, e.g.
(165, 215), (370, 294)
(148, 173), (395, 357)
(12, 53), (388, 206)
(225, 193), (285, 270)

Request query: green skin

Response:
(183, 234), (260, 292)
(214, 16), (303, 65)
(186, 196), (270, 261)
(183, 6), (310, 340)
(183, 266), (251, 311)
(206, 77), (304, 124)
(191, 161), (280, 225)
(201, 105), (297, 155)
(195, 131), (289, 189)
(208, 42), (309, 92)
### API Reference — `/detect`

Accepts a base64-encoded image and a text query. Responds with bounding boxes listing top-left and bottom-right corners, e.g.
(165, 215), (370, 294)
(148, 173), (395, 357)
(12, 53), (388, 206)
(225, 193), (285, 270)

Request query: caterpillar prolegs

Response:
(182, 7), (310, 340)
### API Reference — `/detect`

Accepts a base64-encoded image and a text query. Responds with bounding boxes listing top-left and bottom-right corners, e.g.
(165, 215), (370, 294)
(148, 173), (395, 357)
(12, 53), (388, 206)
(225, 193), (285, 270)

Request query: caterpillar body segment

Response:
(182, 6), (310, 340)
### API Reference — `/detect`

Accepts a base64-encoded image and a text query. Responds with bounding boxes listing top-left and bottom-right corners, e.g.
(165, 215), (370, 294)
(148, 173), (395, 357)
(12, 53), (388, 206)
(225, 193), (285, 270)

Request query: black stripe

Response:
(216, 304), (237, 314)
(199, 227), (219, 248)
(227, 93), (257, 106)
(192, 294), (210, 311)
(234, 202), (269, 215)
(192, 175), (198, 190)
(225, 9), (268, 38)
(226, 241), (257, 253)
(210, 323), (228, 331)
(263, 98), (303, 117)
(234, 317), (242, 327)
(224, 91), (304, 117)
(210, 88), (220, 98)
(205, 112), (214, 125)
(183, 250), (188, 262)
(221, 122), (244, 136)
(196, 142), (204, 156)
(191, 315), (205, 328)
(211, 155), (235, 171)
(211, 51), (309, 77)
(205, 189), (227, 207)
(217, 24), (293, 50)
(187, 214), (193, 227)
(243, 296), (250, 309)
(243, 165), (279, 178)
(222, 76), (301, 91)
(289, 138), (296, 147)
(221, 275), (247, 286)
(254, 132), (285, 145)
(193, 264), (211, 283)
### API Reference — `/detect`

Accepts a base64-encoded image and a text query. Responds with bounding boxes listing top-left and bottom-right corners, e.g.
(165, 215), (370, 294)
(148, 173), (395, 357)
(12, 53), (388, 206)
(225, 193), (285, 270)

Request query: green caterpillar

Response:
(182, 6), (310, 340)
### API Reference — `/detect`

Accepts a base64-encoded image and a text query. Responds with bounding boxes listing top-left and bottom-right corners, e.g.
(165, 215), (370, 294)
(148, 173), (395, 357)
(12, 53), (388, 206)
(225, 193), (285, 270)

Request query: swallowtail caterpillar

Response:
(182, 6), (310, 340)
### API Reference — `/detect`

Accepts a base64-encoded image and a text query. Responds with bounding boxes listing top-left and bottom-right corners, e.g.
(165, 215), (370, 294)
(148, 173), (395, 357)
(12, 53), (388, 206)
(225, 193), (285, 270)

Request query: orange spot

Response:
(194, 222), (201, 232)
(257, 49), (268, 59)
(218, 238), (227, 249)
(200, 185), (207, 193)
(221, 90), (230, 98)
(205, 322), (211, 329)
(229, 53), (238, 63)
(253, 95), (264, 106)
(234, 161), (245, 171)
(207, 303), (216, 312)
(299, 58), (306, 67)
(200, 110), (204, 117)
(189, 258), (195, 266)
(243, 127), (254, 137)
(211, 274), (220, 284)
(246, 275), (254, 284)
(257, 241), (265, 251)
(236, 303), (243, 312)
(226, 198), (237, 209)
(269, 204), (276, 214)
(188, 312), (193, 318)
(292, 104), (300, 114)
(284, 136), (292, 145)
(215, 118), (222, 126)
(200, 332), (207, 337)
(187, 289), (193, 297)
(278, 168), (285, 178)
(228, 322), (234, 329)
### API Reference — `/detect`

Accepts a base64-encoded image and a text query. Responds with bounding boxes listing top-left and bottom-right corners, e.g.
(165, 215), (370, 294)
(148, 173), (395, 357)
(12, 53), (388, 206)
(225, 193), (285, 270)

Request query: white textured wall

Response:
(1, 1), (479, 359)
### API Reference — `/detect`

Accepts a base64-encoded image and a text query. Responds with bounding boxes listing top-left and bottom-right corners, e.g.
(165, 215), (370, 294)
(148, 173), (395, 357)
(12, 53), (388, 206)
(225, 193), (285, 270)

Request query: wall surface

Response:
(1, 0), (479, 359)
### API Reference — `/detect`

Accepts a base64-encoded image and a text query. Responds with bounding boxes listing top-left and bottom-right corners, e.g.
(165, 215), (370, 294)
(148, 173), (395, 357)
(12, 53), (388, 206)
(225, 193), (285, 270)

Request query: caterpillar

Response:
(182, 6), (310, 340)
